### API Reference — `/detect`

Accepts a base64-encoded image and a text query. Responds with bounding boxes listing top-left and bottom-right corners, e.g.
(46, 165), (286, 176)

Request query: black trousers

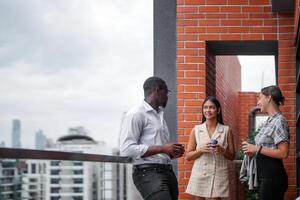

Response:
(132, 164), (179, 200)
(256, 154), (288, 200)
(258, 177), (286, 200)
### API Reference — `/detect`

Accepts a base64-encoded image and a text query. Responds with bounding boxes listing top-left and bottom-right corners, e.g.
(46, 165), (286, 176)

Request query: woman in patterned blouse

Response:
(242, 85), (289, 200)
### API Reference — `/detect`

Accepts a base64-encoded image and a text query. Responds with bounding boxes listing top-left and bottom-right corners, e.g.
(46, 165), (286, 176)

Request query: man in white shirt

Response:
(120, 76), (184, 200)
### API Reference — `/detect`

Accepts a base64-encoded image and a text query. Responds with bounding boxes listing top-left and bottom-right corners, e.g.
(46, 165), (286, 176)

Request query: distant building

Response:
(0, 160), (25, 199)
(113, 148), (142, 200)
(11, 119), (21, 148)
(3, 126), (138, 200)
(46, 138), (55, 149)
(44, 126), (117, 200)
(0, 141), (5, 147)
(23, 126), (137, 200)
(35, 130), (47, 150)
(22, 160), (46, 200)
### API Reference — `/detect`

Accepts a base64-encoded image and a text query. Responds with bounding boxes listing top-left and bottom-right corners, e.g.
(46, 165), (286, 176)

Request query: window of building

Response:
(50, 187), (60, 193)
(73, 162), (83, 166)
(50, 197), (60, 200)
(73, 170), (83, 175)
(73, 196), (83, 200)
(31, 163), (36, 174)
(50, 161), (60, 166)
(50, 170), (60, 175)
(29, 178), (37, 182)
(29, 185), (37, 190)
(73, 178), (83, 184)
(73, 187), (83, 193)
(51, 178), (60, 184)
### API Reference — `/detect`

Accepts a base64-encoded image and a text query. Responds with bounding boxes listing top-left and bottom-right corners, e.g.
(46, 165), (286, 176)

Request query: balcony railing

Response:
(0, 148), (132, 163)
(0, 147), (138, 200)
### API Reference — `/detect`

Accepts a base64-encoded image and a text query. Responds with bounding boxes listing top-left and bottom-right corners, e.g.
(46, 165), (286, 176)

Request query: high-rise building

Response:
(35, 130), (47, 150)
(41, 126), (128, 200)
(0, 160), (25, 200)
(11, 119), (21, 148)
(22, 160), (46, 200)
(5, 126), (137, 200)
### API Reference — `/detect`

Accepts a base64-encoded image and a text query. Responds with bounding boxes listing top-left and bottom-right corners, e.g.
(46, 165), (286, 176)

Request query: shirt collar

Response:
(267, 112), (281, 123)
(142, 100), (164, 113)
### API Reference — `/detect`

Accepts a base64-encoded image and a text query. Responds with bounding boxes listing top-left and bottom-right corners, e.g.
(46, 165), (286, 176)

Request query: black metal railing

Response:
(0, 148), (132, 163)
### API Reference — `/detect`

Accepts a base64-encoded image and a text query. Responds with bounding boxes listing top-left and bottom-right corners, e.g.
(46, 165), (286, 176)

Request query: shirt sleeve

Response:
(272, 118), (290, 145)
(119, 113), (149, 159)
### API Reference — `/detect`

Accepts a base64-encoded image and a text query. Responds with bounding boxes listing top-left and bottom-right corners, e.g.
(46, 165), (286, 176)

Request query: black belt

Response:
(133, 164), (172, 171)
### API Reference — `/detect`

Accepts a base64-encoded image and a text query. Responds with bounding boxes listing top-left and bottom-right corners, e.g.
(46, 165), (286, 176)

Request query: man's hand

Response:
(162, 143), (185, 159)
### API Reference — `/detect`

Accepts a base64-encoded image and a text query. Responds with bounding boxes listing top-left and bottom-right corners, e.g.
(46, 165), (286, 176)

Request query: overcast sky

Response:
(0, 1), (275, 151)
(239, 55), (276, 91)
(0, 0), (153, 149)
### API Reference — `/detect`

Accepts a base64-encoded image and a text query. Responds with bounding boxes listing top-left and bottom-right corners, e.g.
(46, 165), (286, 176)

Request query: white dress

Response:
(186, 123), (230, 198)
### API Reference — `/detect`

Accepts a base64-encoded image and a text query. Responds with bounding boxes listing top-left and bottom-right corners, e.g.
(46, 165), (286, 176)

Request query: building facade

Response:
(175, 0), (297, 199)
(153, 0), (298, 199)
(0, 160), (24, 200)
(35, 130), (47, 150)
(44, 127), (118, 200)
(12, 119), (21, 148)
(0, 126), (138, 200)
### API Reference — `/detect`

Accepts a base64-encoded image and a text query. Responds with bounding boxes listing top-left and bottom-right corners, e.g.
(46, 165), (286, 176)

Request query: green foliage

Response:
(236, 149), (244, 160)
(246, 188), (258, 200)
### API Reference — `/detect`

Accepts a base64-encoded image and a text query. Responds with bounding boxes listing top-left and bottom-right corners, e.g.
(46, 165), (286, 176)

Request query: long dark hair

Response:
(261, 85), (285, 106)
(201, 96), (224, 124)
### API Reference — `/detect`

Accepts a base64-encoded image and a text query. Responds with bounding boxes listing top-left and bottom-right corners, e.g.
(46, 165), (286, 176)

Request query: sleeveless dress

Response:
(186, 123), (230, 198)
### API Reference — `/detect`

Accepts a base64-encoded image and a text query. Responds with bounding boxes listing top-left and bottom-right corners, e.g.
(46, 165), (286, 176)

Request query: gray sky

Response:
(0, 1), (276, 150)
(0, 0), (153, 149)
(239, 55), (276, 91)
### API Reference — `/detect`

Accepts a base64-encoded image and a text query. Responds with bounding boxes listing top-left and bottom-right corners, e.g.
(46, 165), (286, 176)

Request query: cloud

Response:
(0, 0), (153, 149)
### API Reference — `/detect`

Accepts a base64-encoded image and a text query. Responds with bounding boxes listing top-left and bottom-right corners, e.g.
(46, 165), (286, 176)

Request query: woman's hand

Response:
(213, 144), (226, 155)
(242, 141), (259, 156)
(202, 143), (213, 153)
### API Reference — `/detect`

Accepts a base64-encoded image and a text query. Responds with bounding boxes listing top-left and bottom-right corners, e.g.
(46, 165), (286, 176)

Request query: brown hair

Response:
(261, 85), (285, 106)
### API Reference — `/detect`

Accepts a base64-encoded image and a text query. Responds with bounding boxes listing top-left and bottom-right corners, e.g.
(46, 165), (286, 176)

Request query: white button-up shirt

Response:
(119, 101), (171, 165)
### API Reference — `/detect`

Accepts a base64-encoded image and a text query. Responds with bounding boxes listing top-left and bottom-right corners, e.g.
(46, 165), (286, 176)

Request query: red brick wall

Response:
(216, 56), (242, 199)
(238, 92), (258, 142)
(216, 56), (241, 144)
(177, 0), (296, 199)
(206, 48), (216, 96)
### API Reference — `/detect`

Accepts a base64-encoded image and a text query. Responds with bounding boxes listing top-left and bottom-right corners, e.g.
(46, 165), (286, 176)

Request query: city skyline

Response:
(2, 119), (115, 150)
(0, 125), (141, 200)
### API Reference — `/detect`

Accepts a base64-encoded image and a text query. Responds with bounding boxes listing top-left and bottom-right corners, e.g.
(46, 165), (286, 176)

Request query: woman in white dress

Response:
(185, 96), (235, 200)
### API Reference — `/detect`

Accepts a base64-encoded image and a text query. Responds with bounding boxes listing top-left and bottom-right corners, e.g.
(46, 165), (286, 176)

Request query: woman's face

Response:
(257, 93), (270, 112)
(203, 100), (219, 120)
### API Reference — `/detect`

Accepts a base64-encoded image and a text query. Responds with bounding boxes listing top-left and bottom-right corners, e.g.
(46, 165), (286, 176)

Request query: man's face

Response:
(157, 87), (171, 108)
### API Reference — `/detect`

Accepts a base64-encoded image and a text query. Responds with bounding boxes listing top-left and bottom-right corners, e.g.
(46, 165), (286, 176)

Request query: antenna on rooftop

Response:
(261, 70), (264, 88)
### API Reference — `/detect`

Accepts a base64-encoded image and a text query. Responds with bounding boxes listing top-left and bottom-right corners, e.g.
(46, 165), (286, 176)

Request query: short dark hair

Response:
(143, 76), (167, 97)
(201, 96), (224, 124)
(261, 85), (285, 106)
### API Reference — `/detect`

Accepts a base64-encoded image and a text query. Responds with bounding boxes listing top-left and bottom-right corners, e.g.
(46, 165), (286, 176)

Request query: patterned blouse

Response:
(255, 112), (289, 149)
